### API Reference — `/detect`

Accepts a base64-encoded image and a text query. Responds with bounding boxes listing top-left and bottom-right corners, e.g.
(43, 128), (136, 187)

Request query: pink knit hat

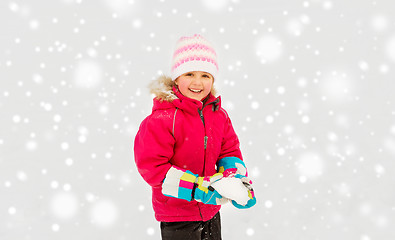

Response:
(171, 34), (218, 80)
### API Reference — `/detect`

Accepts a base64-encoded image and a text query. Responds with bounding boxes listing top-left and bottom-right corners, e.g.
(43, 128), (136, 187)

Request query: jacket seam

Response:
(172, 108), (178, 137)
(220, 108), (229, 119)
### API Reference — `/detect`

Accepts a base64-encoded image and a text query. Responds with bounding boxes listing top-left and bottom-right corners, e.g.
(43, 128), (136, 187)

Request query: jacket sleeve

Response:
(134, 112), (175, 187)
(218, 109), (243, 161)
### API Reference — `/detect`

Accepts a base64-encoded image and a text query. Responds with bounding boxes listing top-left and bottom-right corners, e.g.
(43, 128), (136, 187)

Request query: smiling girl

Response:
(134, 34), (256, 240)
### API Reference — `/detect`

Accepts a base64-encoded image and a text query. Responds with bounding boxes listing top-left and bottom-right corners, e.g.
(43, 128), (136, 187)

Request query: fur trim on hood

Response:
(149, 75), (178, 102)
(149, 75), (217, 102)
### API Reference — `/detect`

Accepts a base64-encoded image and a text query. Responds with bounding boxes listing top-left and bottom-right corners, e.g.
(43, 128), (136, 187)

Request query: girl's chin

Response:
(186, 93), (204, 101)
(188, 96), (203, 101)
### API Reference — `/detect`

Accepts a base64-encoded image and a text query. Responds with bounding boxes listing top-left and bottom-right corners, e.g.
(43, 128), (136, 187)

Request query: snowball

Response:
(211, 177), (250, 206)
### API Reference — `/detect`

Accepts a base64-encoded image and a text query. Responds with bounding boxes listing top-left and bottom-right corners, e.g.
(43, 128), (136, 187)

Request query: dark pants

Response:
(160, 212), (222, 240)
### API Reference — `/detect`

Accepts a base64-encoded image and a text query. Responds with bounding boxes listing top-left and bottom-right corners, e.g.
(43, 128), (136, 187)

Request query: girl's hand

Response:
(230, 174), (256, 209)
(211, 174), (256, 209)
(162, 166), (229, 205)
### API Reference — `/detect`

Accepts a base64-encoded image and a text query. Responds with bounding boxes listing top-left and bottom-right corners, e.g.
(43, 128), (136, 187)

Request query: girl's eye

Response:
(185, 73), (193, 76)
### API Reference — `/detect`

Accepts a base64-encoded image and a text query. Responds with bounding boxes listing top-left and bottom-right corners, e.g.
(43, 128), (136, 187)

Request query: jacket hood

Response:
(149, 75), (178, 102)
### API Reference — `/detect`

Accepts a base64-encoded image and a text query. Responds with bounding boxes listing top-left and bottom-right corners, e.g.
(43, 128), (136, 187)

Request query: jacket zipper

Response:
(197, 108), (207, 171)
(197, 100), (217, 221)
(198, 99), (219, 150)
(198, 111), (208, 149)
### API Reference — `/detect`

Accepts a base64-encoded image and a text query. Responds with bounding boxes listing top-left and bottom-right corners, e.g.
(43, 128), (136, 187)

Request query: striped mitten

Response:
(162, 166), (229, 205)
(230, 174), (256, 209)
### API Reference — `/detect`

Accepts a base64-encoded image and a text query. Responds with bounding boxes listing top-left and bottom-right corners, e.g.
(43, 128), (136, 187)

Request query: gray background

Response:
(1, 0), (395, 239)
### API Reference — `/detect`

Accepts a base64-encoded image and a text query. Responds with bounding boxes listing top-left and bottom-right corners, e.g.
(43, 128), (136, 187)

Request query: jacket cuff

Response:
(217, 156), (247, 176)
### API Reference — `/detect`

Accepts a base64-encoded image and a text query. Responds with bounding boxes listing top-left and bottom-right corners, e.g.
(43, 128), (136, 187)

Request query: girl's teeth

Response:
(190, 89), (202, 93)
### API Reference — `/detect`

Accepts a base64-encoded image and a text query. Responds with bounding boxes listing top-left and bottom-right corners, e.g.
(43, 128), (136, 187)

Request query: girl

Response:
(134, 34), (256, 240)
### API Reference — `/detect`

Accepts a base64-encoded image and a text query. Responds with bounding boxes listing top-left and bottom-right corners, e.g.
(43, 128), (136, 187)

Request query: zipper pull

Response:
(204, 136), (208, 149)
(198, 109), (205, 126)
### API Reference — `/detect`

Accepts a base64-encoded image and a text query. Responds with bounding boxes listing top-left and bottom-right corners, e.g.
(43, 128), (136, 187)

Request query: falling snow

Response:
(1, 0), (395, 240)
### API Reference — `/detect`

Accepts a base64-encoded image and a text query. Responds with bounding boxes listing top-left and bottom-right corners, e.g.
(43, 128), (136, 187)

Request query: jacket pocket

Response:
(153, 186), (169, 204)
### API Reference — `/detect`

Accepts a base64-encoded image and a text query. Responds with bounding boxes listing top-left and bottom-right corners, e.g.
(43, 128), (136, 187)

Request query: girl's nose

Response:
(191, 77), (203, 84)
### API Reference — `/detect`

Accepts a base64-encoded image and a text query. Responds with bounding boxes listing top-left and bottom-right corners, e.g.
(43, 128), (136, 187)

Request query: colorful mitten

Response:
(162, 166), (229, 205)
(230, 174), (256, 209)
(217, 157), (248, 177)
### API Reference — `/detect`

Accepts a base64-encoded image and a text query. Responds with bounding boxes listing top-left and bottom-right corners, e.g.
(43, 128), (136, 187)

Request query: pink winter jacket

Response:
(134, 76), (243, 222)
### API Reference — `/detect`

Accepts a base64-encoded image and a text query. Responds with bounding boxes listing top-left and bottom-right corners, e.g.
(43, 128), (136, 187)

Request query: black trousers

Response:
(160, 212), (222, 240)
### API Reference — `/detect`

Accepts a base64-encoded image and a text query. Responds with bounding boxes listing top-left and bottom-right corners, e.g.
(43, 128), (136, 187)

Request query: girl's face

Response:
(175, 71), (214, 101)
